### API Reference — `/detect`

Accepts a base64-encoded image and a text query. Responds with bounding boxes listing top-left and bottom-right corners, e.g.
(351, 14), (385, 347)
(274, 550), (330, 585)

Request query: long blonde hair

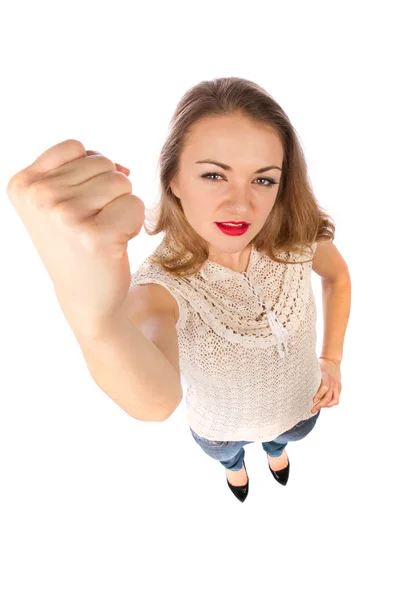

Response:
(144, 76), (335, 278)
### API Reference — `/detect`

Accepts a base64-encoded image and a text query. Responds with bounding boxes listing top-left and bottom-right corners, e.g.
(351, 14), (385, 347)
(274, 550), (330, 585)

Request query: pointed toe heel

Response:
(226, 460), (249, 503)
(268, 457), (290, 486)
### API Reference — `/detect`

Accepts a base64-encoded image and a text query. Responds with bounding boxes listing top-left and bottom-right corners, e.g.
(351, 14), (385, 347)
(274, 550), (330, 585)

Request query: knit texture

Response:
(129, 238), (321, 442)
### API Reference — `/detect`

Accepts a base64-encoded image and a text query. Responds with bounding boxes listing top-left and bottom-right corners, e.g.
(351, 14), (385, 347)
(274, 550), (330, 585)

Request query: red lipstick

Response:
(216, 222), (250, 236)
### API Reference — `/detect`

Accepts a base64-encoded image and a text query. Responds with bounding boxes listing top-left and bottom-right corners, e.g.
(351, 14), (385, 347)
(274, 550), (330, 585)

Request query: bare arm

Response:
(72, 311), (183, 422)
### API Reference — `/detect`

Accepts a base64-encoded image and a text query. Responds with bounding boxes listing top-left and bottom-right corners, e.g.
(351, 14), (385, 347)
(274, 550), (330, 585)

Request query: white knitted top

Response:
(129, 238), (321, 442)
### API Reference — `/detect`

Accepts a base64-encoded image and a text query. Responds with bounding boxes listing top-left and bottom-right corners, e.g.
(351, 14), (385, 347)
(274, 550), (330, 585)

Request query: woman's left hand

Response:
(311, 357), (342, 415)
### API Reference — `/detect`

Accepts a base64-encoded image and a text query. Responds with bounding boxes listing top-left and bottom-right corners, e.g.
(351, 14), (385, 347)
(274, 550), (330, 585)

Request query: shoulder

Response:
(312, 240), (349, 281)
(127, 282), (180, 325)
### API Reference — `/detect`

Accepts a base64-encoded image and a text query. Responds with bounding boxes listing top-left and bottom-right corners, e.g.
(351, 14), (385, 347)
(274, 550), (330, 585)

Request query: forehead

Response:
(183, 113), (283, 162)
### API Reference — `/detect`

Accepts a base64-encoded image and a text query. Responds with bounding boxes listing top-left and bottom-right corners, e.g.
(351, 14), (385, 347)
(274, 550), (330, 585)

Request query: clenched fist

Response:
(7, 139), (145, 336)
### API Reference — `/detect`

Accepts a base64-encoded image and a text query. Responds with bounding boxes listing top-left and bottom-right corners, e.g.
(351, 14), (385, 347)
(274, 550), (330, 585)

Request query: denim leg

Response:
(190, 427), (253, 471)
(261, 410), (321, 457)
(219, 446), (246, 471)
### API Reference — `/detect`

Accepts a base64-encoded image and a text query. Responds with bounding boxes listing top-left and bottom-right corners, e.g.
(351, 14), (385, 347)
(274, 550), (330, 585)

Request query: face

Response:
(169, 112), (284, 270)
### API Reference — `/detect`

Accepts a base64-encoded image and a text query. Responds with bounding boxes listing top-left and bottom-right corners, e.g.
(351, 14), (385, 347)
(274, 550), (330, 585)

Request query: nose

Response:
(223, 188), (253, 220)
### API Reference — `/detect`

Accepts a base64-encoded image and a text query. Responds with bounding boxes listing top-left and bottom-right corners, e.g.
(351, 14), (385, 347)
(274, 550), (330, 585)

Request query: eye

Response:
(200, 172), (278, 188)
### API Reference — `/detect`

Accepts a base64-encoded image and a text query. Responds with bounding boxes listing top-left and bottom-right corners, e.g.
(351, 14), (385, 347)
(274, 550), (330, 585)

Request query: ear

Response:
(169, 176), (180, 199)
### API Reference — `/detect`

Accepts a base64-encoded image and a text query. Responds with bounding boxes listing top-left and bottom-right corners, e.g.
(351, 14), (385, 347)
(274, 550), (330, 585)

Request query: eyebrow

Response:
(195, 159), (282, 174)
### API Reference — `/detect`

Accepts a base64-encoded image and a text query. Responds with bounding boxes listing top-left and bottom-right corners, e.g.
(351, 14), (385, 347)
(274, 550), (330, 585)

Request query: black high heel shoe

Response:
(268, 454), (290, 486)
(226, 460), (249, 503)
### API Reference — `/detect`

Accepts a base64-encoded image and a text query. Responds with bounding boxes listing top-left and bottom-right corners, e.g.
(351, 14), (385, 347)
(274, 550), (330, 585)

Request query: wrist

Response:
(319, 356), (341, 365)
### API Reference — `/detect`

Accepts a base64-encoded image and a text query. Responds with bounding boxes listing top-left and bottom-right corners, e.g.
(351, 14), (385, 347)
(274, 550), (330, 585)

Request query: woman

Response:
(130, 76), (351, 502)
(8, 76), (350, 504)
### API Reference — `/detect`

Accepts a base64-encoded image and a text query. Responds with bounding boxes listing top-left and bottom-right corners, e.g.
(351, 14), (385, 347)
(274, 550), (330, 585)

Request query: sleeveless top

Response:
(129, 238), (321, 442)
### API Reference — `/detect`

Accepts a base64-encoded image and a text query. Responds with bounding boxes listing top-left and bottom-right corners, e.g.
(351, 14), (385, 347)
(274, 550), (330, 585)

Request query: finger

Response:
(311, 398), (322, 414)
(86, 151), (130, 175)
(115, 163), (130, 175)
(325, 388), (334, 402)
(326, 399), (339, 407)
(311, 385), (332, 413)
(311, 396), (330, 413)
(326, 387), (341, 406)
(313, 384), (329, 403)
(314, 387), (337, 412)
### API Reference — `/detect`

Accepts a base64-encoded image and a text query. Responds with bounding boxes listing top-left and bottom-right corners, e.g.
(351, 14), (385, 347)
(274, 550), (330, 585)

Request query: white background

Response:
(1, 1), (399, 598)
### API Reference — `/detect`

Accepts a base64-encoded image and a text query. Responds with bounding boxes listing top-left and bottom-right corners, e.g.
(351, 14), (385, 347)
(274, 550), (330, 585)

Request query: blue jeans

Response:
(190, 410), (321, 471)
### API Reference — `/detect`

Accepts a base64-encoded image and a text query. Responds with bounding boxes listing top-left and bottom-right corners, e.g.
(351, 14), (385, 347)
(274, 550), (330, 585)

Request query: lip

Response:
(216, 222), (250, 236)
(216, 221), (250, 225)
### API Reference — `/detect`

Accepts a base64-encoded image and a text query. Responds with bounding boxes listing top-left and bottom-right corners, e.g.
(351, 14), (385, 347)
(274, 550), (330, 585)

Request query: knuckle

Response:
(133, 193), (144, 209)
(8, 174), (35, 206)
(98, 155), (117, 171)
(52, 200), (75, 227)
(87, 153), (118, 172)
(27, 180), (57, 210)
(6, 174), (19, 199)
(110, 168), (133, 187)
(93, 166), (133, 192)
(66, 138), (86, 151)
(128, 193), (145, 217)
